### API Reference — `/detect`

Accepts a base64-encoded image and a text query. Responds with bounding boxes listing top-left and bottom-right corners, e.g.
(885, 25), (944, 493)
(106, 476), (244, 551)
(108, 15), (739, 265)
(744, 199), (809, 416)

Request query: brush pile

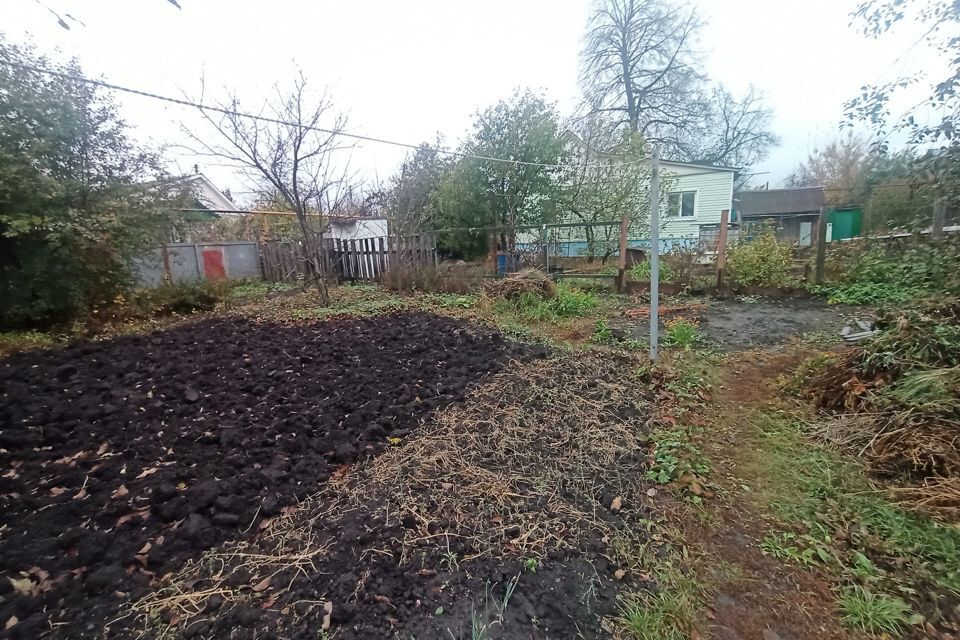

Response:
(482, 268), (556, 300)
(806, 302), (960, 519)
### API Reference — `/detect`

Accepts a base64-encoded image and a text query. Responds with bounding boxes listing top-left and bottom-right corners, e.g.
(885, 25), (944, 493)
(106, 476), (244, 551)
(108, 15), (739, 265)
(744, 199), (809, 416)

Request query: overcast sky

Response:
(0, 0), (942, 203)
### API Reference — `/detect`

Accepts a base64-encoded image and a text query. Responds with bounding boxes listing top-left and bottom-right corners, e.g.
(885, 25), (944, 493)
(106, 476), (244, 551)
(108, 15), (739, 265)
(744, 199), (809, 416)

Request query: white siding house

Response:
(658, 160), (736, 247)
(326, 216), (389, 241)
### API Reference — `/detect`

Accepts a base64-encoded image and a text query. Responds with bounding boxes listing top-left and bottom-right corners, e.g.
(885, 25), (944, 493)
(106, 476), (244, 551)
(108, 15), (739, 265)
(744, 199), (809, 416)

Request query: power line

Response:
(0, 58), (649, 171)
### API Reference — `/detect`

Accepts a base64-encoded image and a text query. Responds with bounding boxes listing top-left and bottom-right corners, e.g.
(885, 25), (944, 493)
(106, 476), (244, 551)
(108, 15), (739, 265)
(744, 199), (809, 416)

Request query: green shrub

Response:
(817, 241), (960, 304)
(663, 317), (700, 350)
(498, 282), (598, 322)
(630, 260), (676, 283)
(726, 230), (793, 287)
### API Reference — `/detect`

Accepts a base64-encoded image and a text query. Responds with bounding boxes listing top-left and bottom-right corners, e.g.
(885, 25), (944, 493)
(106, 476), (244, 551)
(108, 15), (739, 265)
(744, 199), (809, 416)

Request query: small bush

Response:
(663, 316), (699, 350)
(497, 282), (598, 322)
(727, 229), (793, 287)
(817, 241), (960, 304)
(630, 260), (676, 283)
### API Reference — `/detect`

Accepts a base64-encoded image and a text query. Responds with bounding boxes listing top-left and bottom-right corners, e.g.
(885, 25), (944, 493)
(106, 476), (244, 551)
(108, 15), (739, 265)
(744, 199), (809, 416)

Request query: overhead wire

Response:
(0, 58), (650, 171)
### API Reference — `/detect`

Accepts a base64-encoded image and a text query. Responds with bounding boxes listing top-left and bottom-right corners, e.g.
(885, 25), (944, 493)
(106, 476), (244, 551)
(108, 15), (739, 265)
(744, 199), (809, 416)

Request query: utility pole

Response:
(649, 148), (661, 362)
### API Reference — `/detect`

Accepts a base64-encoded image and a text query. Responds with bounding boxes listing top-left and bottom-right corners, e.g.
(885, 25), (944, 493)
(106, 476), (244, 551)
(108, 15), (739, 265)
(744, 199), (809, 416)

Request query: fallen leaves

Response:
(9, 577), (38, 597)
(49, 486), (67, 497)
(610, 496), (623, 512)
(4, 616), (16, 630)
(111, 484), (129, 499)
(135, 467), (158, 480)
(252, 576), (272, 592)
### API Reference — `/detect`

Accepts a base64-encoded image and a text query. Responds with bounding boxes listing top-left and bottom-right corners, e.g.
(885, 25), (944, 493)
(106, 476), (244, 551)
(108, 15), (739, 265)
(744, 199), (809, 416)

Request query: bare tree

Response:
(785, 134), (870, 204)
(580, 0), (777, 169)
(182, 74), (353, 304)
(691, 85), (779, 169)
(580, 0), (705, 145)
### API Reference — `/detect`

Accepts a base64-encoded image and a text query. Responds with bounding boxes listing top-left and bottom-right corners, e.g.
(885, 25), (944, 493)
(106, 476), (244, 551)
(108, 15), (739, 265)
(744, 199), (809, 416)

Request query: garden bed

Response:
(0, 313), (538, 638)
(118, 351), (660, 639)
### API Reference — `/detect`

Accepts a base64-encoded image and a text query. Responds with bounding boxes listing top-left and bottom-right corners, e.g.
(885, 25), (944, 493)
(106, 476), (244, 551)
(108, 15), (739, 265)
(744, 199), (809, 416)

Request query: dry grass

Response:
(116, 503), (333, 638)
(482, 268), (556, 300)
(339, 351), (655, 559)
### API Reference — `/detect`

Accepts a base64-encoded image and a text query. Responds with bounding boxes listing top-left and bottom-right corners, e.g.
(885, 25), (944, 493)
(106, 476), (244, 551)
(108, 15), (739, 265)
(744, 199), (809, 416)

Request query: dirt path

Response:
(685, 349), (856, 640)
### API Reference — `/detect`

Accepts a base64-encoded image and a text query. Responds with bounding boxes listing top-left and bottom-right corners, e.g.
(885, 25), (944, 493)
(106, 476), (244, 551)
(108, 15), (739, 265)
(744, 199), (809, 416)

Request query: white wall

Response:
(659, 163), (735, 239)
(327, 218), (389, 241)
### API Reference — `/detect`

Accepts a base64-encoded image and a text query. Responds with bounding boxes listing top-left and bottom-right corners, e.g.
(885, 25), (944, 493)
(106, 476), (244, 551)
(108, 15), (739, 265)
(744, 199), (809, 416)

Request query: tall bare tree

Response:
(581, 0), (704, 142)
(580, 0), (777, 169)
(182, 74), (353, 304)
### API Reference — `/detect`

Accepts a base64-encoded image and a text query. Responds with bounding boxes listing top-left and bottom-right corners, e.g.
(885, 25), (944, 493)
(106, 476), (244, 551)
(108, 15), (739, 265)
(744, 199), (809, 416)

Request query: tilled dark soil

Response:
(0, 312), (537, 639)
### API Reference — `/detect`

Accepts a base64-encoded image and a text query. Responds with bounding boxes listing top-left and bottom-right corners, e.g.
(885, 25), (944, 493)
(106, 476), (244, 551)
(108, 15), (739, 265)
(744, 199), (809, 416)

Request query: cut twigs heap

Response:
(345, 351), (654, 557)
(806, 303), (960, 520)
(482, 268), (556, 300)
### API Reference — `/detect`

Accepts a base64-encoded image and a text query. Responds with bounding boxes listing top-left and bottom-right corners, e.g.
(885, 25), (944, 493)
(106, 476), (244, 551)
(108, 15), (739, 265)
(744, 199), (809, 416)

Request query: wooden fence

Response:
(259, 234), (437, 283)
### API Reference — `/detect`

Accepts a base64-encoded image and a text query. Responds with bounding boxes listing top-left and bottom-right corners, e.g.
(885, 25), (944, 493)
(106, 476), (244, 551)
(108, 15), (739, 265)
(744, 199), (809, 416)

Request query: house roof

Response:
(180, 173), (238, 212)
(736, 186), (826, 217)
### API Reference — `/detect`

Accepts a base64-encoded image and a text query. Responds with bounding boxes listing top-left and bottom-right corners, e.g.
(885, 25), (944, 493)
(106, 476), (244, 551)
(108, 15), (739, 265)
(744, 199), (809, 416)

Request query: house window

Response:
(666, 191), (696, 217)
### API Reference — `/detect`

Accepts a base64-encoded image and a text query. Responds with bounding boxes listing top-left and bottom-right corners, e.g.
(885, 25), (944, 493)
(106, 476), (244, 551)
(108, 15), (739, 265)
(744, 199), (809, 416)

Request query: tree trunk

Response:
(295, 211), (330, 305)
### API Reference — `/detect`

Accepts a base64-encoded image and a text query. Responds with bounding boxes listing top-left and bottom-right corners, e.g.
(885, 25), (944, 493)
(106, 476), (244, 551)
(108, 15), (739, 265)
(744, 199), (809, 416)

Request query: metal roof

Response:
(737, 187), (826, 217)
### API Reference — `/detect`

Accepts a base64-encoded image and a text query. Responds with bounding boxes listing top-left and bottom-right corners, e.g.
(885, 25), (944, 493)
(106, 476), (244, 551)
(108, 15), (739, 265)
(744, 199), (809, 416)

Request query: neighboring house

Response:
(178, 172), (239, 220)
(737, 187), (863, 246)
(326, 215), (389, 242)
(524, 133), (737, 256)
(658, 159), (737, 250)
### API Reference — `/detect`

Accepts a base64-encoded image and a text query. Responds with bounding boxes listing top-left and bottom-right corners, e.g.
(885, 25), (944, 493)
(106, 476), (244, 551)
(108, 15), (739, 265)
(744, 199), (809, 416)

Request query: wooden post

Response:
(815, 205), (829, 285)
(715, 209), (730, 288)
(933, 198), (946, 239)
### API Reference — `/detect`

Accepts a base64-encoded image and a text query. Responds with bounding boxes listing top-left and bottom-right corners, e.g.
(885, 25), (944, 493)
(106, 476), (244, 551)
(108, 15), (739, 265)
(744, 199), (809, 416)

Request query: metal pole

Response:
(649, 148), (661, 362)
(815, 205), (828, 284)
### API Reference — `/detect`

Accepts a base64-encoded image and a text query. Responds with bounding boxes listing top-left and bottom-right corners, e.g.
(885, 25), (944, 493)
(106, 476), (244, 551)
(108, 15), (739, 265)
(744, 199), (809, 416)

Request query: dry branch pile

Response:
(482, 268), (556, 300)
(806, 304), (960, 520)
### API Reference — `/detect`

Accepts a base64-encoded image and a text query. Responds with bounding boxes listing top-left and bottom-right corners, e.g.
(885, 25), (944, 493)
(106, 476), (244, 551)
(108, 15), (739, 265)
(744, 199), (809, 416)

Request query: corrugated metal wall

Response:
(135, 242), (261, 287)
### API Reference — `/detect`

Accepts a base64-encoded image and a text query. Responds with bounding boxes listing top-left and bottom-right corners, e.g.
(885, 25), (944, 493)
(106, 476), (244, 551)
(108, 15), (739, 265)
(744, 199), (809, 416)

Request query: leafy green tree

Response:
(432, 90), (566, 258)
(0, 38), (184, 327)
(846, 1), (960, 209)
(559, 125), (676, 262)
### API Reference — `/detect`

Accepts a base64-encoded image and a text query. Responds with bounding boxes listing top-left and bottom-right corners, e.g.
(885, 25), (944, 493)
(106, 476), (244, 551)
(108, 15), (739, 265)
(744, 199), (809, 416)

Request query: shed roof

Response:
(737, 187), (826, 217)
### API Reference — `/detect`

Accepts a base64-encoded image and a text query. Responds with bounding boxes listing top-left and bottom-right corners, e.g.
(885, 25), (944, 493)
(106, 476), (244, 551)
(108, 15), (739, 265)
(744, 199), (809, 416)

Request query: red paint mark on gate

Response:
(202, 248), (227, 280)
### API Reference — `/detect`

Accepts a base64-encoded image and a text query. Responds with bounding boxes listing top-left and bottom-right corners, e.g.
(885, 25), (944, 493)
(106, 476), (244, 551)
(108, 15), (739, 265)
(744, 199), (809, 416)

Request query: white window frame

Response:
(666, 190), (698, 219)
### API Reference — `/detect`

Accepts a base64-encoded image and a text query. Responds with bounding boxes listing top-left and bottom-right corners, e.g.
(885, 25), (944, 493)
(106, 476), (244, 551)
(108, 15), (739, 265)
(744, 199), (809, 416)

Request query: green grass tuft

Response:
(838, 585), (911, 636)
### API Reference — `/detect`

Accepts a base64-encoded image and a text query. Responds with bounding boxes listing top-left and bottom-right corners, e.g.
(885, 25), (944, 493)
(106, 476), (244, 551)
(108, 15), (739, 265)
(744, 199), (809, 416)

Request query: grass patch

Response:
(838, 585), (912, 636)
(492, 282), (598, 323)
(746, 409), (960, 632)
(618, 585), (698, 640)
(0, 329), (58, 356)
